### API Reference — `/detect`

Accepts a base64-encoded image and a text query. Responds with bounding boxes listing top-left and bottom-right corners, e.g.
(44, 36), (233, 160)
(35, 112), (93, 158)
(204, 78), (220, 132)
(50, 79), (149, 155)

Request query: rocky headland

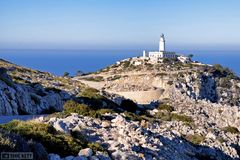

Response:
(0, 57), (240, 160)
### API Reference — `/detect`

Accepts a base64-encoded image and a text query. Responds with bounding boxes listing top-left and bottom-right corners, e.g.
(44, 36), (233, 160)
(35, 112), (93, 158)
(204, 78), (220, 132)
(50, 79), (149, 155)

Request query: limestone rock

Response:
(101, 121), (111, 128)
(78, 148), (93, 157)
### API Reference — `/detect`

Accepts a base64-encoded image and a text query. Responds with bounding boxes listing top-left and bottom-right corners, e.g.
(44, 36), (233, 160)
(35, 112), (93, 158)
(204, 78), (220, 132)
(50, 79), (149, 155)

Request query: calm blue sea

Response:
(0, 49), (239, 76)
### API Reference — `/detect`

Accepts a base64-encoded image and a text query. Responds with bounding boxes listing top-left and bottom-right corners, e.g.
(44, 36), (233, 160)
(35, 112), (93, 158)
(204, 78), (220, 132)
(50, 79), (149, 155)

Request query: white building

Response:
(143, 34), (177, 60)
(177, 55), (190, 63)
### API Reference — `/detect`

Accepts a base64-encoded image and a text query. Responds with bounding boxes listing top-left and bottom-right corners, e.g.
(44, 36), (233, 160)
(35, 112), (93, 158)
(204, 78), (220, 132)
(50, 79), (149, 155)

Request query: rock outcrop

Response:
(0, 67), (68, 115)
(78, 57), (240, 106)
(39, 113), (238, 160)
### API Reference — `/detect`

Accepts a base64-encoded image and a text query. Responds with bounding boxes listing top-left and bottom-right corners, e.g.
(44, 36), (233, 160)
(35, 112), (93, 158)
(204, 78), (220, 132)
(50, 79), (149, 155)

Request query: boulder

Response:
(78, 148), (93, 157)
(101, 121), (111, 128)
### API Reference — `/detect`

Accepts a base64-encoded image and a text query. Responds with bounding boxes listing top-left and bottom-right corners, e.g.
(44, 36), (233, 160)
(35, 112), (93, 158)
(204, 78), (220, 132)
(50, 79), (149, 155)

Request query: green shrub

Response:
(82, 76), (104, 82)
(12, 76), (30, 84)
(154, 111), (192, 123)
(217, 137), (225, 143)
(185, 134), (205, 145)
(0, 129), (48, 159)
(0, 120), (86, 157)
(167, 81), (173, 85)
(122, 61), (131, 68)
(171, 113), (193, 123)
(78, 87), (103, 99)
(154, 111), (172, 121)
(213, 64), (236, 79)
(63, 100), (115, 118)
(222, 126), (239, 134)
(107, 75), (121, 81)
(158, 104), (174, 112)
(124, 112), (143, 121)
(63, 72), (70, 77)
(0, 131), (16, 151)
(87, 142), (105, 153)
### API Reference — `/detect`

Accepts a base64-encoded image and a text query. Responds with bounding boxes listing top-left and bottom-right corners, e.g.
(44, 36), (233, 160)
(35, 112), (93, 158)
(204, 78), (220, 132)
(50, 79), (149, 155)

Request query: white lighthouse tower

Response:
(142, 33), (176, 60)
(159, 34), (165, 52)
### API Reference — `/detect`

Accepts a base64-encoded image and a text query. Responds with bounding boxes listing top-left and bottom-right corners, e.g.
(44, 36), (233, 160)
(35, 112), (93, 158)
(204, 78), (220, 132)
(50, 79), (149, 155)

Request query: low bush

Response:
(222, 126), (239, 134)
(158, 104), (174, 112)
(167, 81), (174, 85)
(154, 111), (172, 121)
(212, 64), (236, 79)
(63, 100), (115, 118)
(87, 142), (105, 152)
(185, 134), (205, 145)
(82, 76), (104, 82)
(124, 112), (144, 121)
(0, 120), (87, 157)
(154, 111), (193, 123)
(107, 75), (121, 81)
(0, 129), (48, 160)
(171, 113), (193, 123)
(217, 137), (225, 143)
(122, 61), (131, 68)
(78, 87), (103, 99)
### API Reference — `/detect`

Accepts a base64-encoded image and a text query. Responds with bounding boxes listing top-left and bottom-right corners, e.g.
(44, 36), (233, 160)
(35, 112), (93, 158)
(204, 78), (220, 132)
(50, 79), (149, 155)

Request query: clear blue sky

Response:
(0, 0), (240, 50)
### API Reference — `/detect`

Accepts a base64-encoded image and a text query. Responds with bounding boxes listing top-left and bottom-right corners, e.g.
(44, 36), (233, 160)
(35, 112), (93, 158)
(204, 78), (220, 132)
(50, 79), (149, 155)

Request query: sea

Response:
(0, 49), (239, 76)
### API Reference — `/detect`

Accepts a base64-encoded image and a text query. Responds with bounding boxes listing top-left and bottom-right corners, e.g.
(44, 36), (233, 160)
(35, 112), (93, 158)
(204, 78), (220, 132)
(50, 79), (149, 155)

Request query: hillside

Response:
(77, 57), (240, 106)
(0, 59), (93, 115)
(0, 58), (240, 159)
(73, 57), (240, 159)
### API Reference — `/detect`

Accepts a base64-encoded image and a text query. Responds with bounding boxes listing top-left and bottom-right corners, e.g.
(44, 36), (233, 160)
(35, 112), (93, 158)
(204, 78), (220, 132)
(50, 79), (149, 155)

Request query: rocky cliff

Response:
(0, 67), (65, 115)
(0, 59), (85, 115)
(78, 57), (240, 106)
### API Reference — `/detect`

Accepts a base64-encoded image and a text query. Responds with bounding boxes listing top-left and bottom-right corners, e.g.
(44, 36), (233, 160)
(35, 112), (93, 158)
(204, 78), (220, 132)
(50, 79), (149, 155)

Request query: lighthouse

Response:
(142, 33), (176, 60)
(159, 34), (165, 52)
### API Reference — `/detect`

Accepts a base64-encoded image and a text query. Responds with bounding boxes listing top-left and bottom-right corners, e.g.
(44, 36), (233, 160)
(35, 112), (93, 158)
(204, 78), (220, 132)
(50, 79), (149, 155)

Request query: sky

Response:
(0, 0), (240, 50)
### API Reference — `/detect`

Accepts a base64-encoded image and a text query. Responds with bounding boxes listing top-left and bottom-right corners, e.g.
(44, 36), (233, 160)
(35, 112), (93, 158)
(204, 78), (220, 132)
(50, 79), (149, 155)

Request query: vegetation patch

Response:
(158, 104), (174, 112)
(107, 75), (121, 81)
(122, 60), (131, 68)
(212, 64), (236, 79)
(82, 76), (104, 82)
(0, 120), (90, 157)
(167, 81), (174, 85)
(63, 100), (115, 118)
(124, 112), (144, 121)
(217, 136), (226, 143)
(185, 134), (205, 145)
(222, 126), (240, 134)
(0, 129), (48, 159)
(78, 87), (103, 99)
(154, 111), (193, 123)
(154, 111), (172, 121)
(12, 76), (31, 84)
(171, 113), (193, 123)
